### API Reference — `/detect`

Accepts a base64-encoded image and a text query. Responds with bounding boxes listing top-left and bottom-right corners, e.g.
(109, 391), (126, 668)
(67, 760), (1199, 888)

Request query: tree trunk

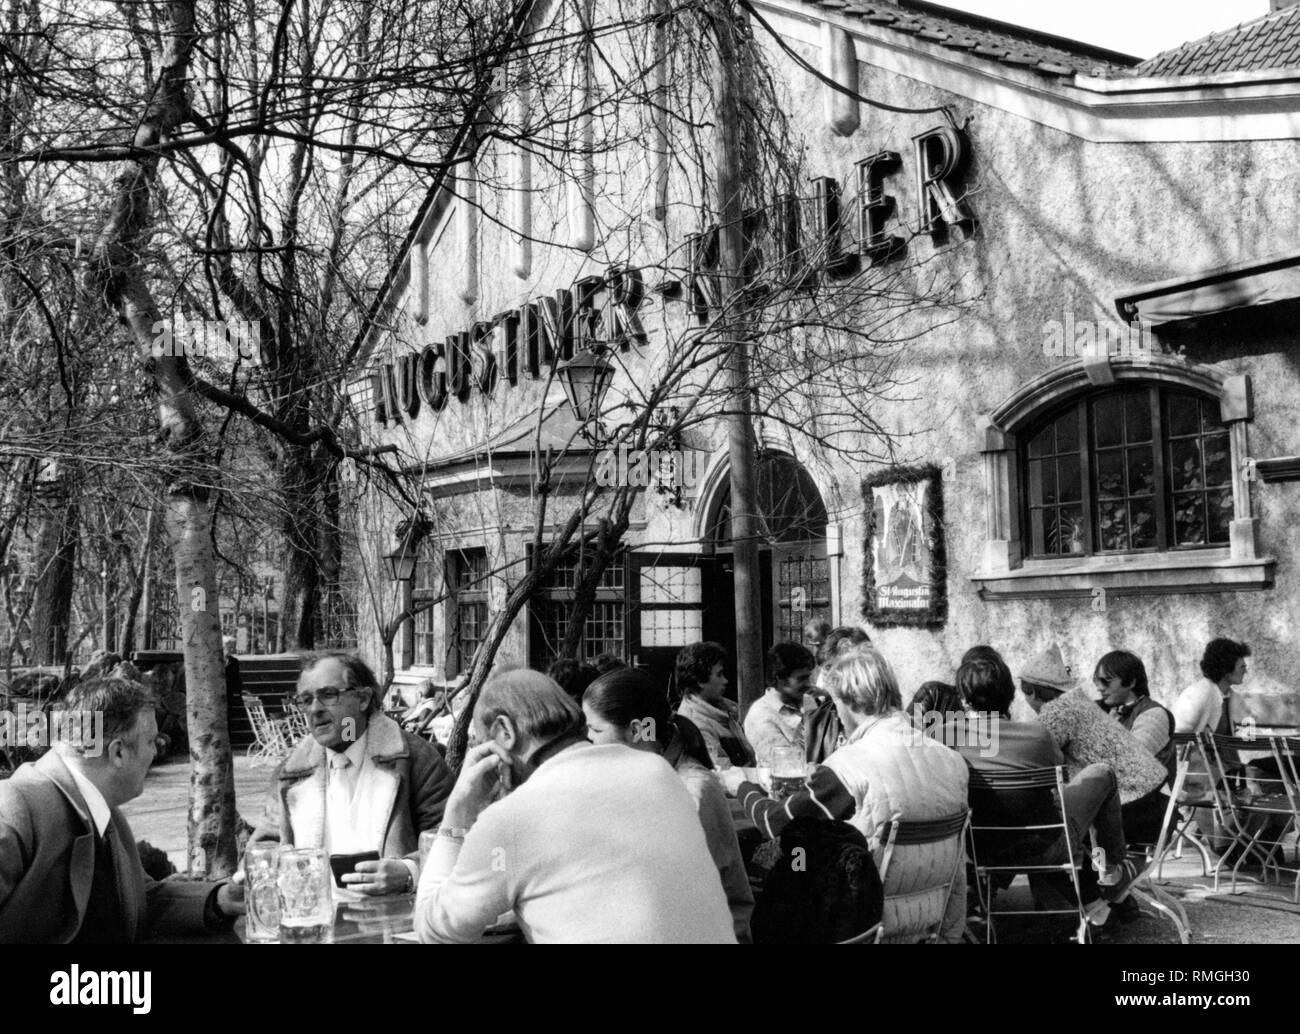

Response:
(118, 503), (159, 656)
(318, 456), (343, 646)
(164, 498), (234, 874)
(278, 443), (322, 650)
(713, 2), (765, 711)
(29, 491), (78, 666)
(100, 556), (116, 653)
(86, 0), (235, 876)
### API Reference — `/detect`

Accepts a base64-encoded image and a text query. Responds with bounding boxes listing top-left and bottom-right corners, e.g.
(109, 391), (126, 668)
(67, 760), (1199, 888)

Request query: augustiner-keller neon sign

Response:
(371, 125), (973, 425)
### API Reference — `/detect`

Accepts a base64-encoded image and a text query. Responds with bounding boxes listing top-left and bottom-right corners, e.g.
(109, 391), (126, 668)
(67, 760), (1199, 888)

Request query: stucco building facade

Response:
(349, 0), (1300, 718)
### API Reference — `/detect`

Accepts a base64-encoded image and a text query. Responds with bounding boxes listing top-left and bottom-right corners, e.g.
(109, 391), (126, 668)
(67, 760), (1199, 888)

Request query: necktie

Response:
(330, 751), (354, 799)
(1215, 696), (1234, 738)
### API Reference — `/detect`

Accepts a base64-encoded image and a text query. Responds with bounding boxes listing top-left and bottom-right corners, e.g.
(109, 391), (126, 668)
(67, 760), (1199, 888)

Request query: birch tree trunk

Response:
(85, 0), (236, 875)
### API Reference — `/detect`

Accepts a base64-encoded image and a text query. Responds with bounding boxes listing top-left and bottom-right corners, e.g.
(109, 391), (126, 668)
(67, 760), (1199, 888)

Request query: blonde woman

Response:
(724, 646), (969, 943)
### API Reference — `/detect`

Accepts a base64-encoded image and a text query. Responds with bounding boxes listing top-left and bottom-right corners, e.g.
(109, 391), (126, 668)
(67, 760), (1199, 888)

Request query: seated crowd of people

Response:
(0, 628), (1262, 944)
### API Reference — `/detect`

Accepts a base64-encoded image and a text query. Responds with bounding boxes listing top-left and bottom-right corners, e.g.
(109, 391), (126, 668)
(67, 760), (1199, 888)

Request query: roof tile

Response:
(802, 0), (1137, 79)
(1133, 4), (1300, 77)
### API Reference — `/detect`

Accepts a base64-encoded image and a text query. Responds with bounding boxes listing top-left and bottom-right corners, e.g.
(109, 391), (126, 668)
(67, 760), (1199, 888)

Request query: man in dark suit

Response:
(0, 677), (244, 943)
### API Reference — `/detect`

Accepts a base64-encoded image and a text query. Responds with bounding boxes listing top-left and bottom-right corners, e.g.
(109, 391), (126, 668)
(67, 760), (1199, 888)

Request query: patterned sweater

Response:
(1035, 689), (1168, 804)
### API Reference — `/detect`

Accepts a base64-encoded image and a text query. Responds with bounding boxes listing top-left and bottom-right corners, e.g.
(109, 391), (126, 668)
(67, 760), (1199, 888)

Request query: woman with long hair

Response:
(583, 667), (754, 943)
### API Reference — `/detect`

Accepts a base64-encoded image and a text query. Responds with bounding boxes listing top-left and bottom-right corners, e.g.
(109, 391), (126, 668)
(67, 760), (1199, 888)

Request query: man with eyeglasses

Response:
(0, 676), (245, 942)
(251, 653), (452, 895)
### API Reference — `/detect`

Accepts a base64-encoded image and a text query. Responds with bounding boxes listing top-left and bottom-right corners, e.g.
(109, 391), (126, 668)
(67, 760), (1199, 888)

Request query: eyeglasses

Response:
(291, 686), (358, 708)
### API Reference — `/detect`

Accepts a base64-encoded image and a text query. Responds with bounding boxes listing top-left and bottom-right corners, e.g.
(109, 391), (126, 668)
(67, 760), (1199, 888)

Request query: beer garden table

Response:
(236, 892), (522, 944)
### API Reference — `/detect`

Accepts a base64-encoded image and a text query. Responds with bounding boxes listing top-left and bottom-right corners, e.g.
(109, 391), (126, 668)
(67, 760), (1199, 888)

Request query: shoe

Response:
(1083, 898), (1111, 926)
(1112, 895), (1143, 924)
(1099, 854), (1144, 901)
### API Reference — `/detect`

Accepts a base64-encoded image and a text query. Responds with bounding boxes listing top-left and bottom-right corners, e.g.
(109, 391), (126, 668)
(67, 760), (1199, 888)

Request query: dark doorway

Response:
(699, 552), (774, 702)
(699, 450), (830, 677)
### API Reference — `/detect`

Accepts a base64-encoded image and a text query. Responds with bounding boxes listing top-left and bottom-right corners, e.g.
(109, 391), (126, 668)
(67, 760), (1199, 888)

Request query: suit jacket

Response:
(0, 752), (216, 944)
(252, 714), (451, 862)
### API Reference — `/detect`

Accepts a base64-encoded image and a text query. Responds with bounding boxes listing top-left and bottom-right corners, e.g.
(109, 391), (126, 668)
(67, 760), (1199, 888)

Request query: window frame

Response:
(973, 359), (1269, 600)
(444, 547), (489, 678)
(411, 542), (441, 667)
(526, 545), (629, 669)
(1020, 385), (1234, 561)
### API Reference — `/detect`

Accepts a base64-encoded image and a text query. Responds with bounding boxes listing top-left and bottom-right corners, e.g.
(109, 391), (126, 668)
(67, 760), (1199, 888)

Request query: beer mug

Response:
(769, 744), (806, 802)
(277, 848), (334, 943)
(243, 843), (281, 943)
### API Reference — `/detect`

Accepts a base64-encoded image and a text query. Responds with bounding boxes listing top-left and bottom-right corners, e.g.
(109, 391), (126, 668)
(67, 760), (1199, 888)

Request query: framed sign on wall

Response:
(861, 463), (947, 628)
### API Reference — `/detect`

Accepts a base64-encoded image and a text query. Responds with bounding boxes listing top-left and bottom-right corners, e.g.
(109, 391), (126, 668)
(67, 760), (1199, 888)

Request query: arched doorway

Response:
(698, 450), (832, 665)
(619, 450), (832, 694)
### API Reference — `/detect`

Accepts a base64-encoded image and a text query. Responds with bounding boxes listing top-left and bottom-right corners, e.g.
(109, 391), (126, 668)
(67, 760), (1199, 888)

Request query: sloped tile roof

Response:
(800, 0), (1139, 78)
(1134, 3), (1300, 77)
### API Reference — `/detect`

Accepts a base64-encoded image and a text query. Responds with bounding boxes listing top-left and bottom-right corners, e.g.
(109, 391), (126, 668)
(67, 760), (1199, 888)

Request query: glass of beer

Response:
(418, 830), (439, 869)
(277, 848), (334, 943)
(769, 745), (806, 802)
(243, 843), (281, 943)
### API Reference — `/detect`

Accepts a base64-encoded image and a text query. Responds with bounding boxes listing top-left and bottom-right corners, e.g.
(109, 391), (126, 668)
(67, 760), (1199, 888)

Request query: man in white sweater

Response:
(415, 669), (736, 944)
(1173, 638), (1251, 735)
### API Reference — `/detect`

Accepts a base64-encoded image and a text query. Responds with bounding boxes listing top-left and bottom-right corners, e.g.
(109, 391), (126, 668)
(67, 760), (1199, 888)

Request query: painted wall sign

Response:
(684, 125), (973, 315)
(371, 125), (973, 425)
(372, 266), (648, 425)
(861, 463), (948, 628)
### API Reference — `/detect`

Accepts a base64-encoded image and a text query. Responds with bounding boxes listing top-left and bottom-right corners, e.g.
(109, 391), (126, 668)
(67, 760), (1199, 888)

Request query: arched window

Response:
(704, 450), (829, 547)
(975, 358), (1270, 599)
(1023, 387), (1232, 558)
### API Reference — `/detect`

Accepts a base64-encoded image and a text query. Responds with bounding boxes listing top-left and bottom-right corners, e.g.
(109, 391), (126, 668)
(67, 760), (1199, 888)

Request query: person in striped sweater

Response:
(722, 645), (969, 942)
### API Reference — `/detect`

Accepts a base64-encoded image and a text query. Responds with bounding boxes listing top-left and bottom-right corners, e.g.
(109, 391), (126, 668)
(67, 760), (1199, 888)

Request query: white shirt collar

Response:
(331, 729), (369, 770)
(764, 687), (803, 715)
(62, 753), (113, 837)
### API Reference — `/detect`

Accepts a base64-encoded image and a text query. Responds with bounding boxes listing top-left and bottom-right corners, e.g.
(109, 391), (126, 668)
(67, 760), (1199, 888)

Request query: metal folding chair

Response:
(280, 694), (311, 742)
(1160, 732), (1218, 878)
(874, 809), (969, 943)
(1205, 732), (1299, 898)
(966, 765), (1091, 945)
(1272, 735), (1300, 902)
(243, 693), (294, 764)
(838, 922), (884, 945)
(1116, 760), (1193, 943)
